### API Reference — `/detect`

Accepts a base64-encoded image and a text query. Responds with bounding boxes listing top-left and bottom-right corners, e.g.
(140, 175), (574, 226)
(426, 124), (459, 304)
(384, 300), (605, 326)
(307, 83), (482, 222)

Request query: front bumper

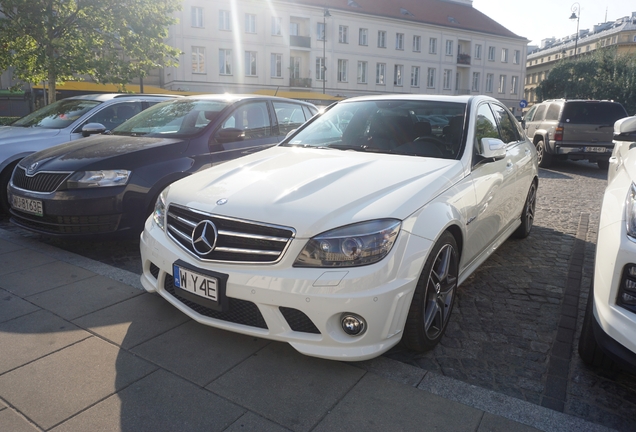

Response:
(140, 217), (432, 361)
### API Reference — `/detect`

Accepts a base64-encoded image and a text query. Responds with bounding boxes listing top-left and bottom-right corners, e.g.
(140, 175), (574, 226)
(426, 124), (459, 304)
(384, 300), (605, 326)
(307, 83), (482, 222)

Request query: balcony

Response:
(457, 53), (471, 65)
(290, 35), (311, 48)
(290, 77), (312, 88)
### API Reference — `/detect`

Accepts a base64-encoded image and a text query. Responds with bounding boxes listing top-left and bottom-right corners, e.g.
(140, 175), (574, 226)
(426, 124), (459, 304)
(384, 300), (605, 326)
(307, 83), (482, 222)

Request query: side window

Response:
(219, 101), (271, 141)
(533, 104), (547, 122)
(82, 101), (143, 132)
(302, 105), (317, 119)
(523, 105), (537, 122)
(474, 104), (500, 154)
(491, 104), (521, 143)
(544, 103), (561, 121)
(273, 101), (308, 135)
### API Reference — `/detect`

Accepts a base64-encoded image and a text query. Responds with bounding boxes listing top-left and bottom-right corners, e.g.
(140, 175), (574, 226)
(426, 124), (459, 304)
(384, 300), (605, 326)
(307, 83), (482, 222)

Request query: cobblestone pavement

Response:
(1, 160), (635, 431)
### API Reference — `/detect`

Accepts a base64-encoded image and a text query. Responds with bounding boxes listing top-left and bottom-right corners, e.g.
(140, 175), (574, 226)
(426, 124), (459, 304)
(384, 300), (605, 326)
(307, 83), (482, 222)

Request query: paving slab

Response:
(0, 261), (96, 296)
(0, 309), (90, 374)
(26, 274), (142, 320)
(0, 336), (156, 430)
(0, 408), (39, 432)
(352, 355), (427, 387)
(132, 320), (270, 386)
(0, 248), (56, 276)
(0, 238), (23, 255)
(207, 342), (365, 432)
(224, 412), (291, 432)
(477, 412), (541, 431)
(0, 289), (39, 323)
(72, 293), (190, 349)
(313, 372), (483, 432)
(51, 369), (245, 432)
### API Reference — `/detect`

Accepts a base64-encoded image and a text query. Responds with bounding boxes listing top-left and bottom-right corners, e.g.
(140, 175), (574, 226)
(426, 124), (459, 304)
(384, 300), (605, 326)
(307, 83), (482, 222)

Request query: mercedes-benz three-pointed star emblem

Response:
(191, 220), (218, 256)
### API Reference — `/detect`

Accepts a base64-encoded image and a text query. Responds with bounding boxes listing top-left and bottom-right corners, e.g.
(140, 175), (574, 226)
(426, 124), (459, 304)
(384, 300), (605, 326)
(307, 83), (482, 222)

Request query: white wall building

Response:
(164, 0), (528, 111)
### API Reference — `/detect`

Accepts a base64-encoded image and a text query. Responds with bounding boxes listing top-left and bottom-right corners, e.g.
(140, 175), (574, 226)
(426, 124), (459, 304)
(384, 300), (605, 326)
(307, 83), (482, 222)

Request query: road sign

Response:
(519, 100), (528, 108)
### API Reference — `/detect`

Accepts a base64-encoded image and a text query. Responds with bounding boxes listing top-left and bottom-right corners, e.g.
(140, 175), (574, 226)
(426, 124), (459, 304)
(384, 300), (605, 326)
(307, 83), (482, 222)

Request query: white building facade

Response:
(164, 0), (527, 111)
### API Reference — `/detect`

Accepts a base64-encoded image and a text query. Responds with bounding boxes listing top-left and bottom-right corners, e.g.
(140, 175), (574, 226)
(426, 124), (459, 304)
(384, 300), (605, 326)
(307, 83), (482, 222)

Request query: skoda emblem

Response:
(191, 220), (218, 257)
(27, 162), (39, 175)
(216, 198), (228, 205)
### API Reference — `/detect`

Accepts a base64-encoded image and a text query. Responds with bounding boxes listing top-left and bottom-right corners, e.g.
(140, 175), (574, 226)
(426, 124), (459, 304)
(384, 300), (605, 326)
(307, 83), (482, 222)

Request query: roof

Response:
(283, 0), (526, 40)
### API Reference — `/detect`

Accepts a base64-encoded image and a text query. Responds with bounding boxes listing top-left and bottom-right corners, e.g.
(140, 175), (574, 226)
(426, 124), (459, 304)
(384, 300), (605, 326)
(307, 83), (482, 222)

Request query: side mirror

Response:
(285, 129), (297, 139)
(215, 128), (245, 144)
(614, 117), (636, 142)
(81, 123), (107, 137)
(479, 137), (506, 160)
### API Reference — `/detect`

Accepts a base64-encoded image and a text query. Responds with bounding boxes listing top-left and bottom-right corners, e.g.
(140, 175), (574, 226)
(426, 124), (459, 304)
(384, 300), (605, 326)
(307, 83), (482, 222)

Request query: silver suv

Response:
(522, 99), (628, 169)
(0, 93), (179, 213)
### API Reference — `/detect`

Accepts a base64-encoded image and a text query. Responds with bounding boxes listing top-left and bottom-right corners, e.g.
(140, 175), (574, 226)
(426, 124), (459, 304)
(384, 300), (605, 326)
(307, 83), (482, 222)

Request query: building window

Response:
(443, 69), (452, 90)
(271, 53), (282, 78)
(272, 17), (282, 35)
(245, 51), (257, 76)
(219, 10), (231, 31)
(413, 35), (421, 52)
(376, 63), (386, 84)
(498, 75), (506, 93)
(411, 66), (420, 87)
(486, 73), (493, 92)
(290, 22), (298, 36)
(316, 57), (326, 81)
(394, 64), (403, 86)
(445, 40), (453, 56)
(358, 61), (368, 83)
(245, 14), (256, 33)
(427, 68), (436, 88)
(192, 46), (205, 73)
(429, 38), (437, 54)
(501, 48), (508, 63)
(513, 50), (520, 64)
(339, 25), (349, 44)
(338, 59), (348, 82)
(488, 46), (495, 61)
(396, 33), (404, 50)
(219, 49), (232, 75)
(317, 22), (325, 41)
(378, 30), (386, 48)
(474, 44), (482, 59)
(586, 45), (591, 52)
(472, 72), (480, 91)
(511, 76), (518, 94)
(290, 56), (300, 78)
(191, 7), (203, 28)
(359, 28), (368, 46)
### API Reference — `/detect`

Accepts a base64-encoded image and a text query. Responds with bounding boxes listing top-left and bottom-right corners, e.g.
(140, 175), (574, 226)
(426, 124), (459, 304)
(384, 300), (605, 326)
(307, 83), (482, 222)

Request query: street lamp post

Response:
(322, 8), (330, 94)
(569, 3), (580, 57)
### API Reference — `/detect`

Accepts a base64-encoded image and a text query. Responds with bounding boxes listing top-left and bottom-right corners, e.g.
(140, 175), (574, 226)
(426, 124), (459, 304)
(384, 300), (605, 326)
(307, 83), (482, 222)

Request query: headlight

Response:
(293, 219), (401, 267)
(625, 183), (636, 238)
(66, 170), (131, 188)
(153, 187), (169, 230)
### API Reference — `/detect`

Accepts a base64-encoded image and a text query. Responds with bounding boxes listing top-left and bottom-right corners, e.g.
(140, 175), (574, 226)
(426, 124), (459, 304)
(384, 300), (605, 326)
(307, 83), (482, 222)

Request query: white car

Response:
(579, 116), (636, 369)
(140, 95), (539, 361)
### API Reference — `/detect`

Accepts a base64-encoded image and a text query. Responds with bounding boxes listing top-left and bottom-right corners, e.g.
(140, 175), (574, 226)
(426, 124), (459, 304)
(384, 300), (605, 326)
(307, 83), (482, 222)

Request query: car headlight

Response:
(626, 183), (636, 238)
(293, 219), (401, 267)
(153, 187), (169, 230)
(66, 170), (131, 188)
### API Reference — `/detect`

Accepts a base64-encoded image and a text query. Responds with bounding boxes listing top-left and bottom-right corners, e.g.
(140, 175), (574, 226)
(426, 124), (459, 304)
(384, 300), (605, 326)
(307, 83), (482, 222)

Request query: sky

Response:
(472, 0), (635, 47)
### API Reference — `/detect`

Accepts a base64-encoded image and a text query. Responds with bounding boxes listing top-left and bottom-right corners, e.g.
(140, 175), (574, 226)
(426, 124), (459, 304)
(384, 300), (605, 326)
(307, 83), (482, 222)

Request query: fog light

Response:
(341, 314), (366, 336)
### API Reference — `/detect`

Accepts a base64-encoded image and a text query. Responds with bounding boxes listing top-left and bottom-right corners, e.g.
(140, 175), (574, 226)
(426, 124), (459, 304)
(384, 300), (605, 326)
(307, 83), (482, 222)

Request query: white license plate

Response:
(584, 146), (607, 153)
(12, 195), (43, 217)
(173, 264), (218, 302)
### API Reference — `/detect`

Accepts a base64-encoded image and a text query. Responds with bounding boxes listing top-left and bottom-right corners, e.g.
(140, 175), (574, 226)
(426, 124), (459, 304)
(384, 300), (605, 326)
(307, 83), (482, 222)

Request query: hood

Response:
(167, 146), (463, 238)
(20, 134), (188, 172)
(0, 126), (62, 144)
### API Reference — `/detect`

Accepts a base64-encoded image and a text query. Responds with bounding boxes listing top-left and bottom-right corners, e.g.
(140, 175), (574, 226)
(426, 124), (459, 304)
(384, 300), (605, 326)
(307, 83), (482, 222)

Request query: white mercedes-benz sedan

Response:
(140, 95), (539, 361)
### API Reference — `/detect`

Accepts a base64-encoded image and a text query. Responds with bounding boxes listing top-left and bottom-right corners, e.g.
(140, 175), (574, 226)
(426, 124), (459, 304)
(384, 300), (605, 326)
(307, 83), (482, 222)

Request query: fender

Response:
(0, 152), (34, 173)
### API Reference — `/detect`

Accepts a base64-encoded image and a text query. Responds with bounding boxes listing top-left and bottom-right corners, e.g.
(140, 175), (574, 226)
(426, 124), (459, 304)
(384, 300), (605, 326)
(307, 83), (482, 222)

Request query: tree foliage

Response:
(536, 48), (636, 114)
(0, 0), (181, 102)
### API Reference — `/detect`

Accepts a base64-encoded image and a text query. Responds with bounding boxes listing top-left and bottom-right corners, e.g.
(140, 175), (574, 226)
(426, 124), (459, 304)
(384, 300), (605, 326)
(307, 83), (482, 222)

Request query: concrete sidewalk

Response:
(0, 229), (612, 432)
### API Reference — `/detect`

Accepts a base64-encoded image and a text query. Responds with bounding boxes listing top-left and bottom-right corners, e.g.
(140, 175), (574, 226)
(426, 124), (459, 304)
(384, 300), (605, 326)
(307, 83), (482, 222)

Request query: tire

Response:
(536, 140), (552, 168)
(0, 161), (18, 215)
(597, 159), (609, 170)
(513, 181), (537, 239)
(403, 231), (459, 352)
(578, 280), (615, 369)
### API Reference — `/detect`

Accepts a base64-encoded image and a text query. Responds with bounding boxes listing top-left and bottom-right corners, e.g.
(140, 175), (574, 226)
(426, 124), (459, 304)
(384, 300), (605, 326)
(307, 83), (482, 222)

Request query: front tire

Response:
(597, 159), (609, 170)
(0, 161), (18, 215)
(536, 140), (552, 168)
(403, 231), (459, 352)
(513, 181), (537, 239)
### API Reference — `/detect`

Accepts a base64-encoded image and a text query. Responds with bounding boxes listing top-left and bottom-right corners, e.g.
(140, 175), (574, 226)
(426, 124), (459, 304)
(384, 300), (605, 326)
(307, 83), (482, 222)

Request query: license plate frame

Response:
(171, 260), (228, 311)
(11, 195), (43, 217)
(584, 146), (608, 153)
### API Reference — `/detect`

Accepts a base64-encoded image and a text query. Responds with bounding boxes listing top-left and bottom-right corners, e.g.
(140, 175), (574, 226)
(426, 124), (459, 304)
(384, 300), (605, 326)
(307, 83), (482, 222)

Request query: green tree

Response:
(537, 48), (636, 114)
(0, 0), (181, 103)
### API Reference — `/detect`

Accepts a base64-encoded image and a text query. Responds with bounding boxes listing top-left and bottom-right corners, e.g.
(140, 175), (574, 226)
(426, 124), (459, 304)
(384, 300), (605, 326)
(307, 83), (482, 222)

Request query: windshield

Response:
(284, 100), (467, 159)
(112, 99), (230, 137)
(13, 99), (101, 129)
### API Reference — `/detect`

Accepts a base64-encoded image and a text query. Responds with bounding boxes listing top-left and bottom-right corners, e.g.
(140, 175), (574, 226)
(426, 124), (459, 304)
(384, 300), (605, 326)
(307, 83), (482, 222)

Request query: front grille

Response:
(280, 307), (321, 334)
(164, 274), (267, 329)
(10, 210), (120, 234)
(13, 166), (71, 193)
(166, 204), (295, 263)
